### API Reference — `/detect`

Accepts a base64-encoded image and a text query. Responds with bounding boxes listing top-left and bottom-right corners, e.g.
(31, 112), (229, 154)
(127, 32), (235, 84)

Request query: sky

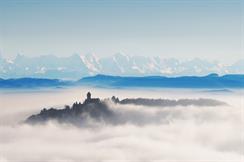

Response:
(0, 0), (243, 63)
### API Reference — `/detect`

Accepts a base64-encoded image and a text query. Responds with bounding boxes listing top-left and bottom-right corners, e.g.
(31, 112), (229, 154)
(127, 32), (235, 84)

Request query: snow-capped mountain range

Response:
(0, 53), (243, 79)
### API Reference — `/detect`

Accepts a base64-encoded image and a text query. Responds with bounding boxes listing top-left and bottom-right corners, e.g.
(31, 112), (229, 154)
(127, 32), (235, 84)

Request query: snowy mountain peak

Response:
(80, 53), (101, 73)
(0, 54), (243, 79)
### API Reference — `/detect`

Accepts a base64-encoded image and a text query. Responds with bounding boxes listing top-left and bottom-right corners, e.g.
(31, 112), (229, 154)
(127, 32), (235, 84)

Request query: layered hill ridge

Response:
(1, 74), (243, 88)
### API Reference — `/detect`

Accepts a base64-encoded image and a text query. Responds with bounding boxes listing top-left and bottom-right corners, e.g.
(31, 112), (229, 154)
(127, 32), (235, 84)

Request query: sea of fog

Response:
(0, 87), (243, 162)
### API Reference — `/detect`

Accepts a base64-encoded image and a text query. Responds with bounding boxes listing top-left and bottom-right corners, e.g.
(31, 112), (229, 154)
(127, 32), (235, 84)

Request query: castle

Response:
(83, 92), (100, 104)
(26, 91), (111, 124)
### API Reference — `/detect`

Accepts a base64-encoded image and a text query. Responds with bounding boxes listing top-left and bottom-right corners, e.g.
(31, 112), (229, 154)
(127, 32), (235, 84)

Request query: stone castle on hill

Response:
(83, 92), (100, 104)
(25, 91), (226, 125)
(26, 92), (112, 124)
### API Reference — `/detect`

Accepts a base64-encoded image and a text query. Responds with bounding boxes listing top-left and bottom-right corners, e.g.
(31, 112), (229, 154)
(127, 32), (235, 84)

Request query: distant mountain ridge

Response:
(0, 53), (243, 79)
(79, 74), (244, 88)
(1, 74), (243, 89)
(0, 78), (70, 88)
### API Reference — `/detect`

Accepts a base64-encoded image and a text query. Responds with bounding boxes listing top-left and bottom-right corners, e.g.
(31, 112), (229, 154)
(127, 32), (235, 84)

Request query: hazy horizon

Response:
(1, 52), (244, 64)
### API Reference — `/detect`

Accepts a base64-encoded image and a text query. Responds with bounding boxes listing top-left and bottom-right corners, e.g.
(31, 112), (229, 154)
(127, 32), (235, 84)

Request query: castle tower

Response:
(84, 92), (100, 104)
(87, 92), (91, 100)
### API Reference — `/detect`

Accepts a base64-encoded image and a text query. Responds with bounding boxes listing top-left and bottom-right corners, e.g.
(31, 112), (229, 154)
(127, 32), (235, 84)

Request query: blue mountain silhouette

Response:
(0, 74), (243, 88)
(79, 74), (244, 88)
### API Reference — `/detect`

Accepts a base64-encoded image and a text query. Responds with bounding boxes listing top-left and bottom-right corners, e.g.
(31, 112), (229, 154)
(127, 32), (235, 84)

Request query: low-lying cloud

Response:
(0, 88), (243, 162)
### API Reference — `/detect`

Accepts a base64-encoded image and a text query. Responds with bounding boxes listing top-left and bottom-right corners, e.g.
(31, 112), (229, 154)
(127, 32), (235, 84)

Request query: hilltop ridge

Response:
(25, 92), (227, 126)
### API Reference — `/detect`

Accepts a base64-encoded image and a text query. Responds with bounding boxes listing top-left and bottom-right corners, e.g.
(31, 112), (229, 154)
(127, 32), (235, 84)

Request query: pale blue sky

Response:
(0, 0), (243, 63)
